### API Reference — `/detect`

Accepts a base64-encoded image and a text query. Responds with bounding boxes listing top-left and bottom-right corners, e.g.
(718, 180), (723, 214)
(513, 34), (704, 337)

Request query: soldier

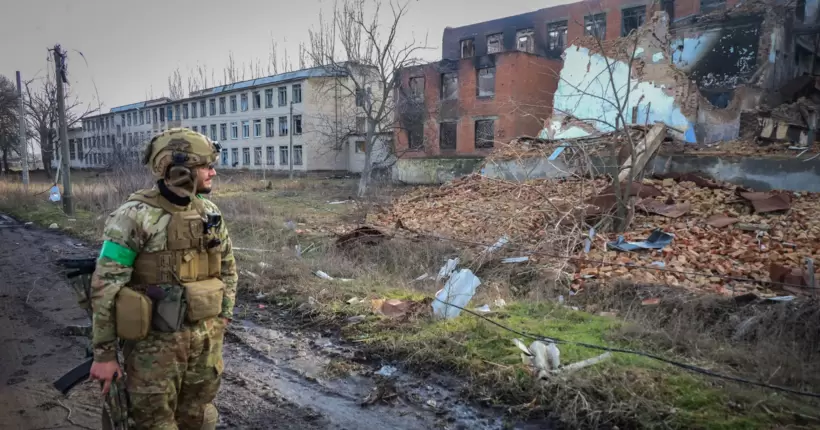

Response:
(88, 128), (238, 429)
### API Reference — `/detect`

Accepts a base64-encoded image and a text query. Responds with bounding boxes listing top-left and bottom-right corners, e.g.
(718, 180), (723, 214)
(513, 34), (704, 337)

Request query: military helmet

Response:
(142, 128), (221, 189)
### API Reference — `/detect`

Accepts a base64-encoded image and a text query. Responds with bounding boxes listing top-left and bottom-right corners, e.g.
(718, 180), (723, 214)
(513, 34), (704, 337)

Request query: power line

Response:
(432, 297), (820, 399)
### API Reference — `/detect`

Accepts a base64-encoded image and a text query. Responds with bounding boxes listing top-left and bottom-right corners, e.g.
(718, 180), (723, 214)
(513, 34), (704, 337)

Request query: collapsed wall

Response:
(543, 4), (788, 145)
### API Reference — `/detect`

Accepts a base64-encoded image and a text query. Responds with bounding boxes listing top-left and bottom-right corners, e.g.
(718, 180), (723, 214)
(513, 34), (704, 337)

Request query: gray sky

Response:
(0, 0), (569, 114)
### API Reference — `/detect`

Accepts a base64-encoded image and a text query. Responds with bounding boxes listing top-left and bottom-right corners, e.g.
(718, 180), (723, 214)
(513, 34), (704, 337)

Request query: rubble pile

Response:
(371, 174), (609, 247)
(580, 176), (820, 296)
(371, 171), (820, 297)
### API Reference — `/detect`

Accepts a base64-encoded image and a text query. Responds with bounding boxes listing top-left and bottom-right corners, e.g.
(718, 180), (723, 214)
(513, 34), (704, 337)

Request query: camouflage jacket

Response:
(90, 191), (238, 362)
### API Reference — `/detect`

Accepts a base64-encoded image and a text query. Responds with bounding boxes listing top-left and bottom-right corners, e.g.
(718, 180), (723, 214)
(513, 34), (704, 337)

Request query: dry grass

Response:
(4, 169), (820, 429)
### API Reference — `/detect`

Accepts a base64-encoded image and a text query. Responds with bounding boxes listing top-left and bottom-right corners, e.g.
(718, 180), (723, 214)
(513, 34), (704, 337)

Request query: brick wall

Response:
(395, 52), (561, 157)
(442, 0), (743, 61)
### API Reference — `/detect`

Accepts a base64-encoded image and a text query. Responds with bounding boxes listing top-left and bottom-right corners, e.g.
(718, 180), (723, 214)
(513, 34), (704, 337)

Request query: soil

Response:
(0, 214), (525, 430)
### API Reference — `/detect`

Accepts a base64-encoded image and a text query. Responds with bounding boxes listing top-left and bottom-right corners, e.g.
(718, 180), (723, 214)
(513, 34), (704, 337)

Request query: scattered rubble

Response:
(371, 159), (820, 297)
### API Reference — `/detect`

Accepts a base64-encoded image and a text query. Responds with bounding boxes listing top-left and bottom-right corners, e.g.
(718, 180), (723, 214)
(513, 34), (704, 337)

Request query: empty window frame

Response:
(516, 28), (534, 53)
(477, 67), (496, 97)
(439, 122), (457, 150)
(460, 39), (475, 58)
(253, 91), (261, 109)
(254, 146), (262, 165)
(475, 119), (495, 149)
(441, 73), (458, 100)
(292, 84), (302, 104)
(408, 76), (425, 99)
(547, 21), (568, 53)
(622, 6), (646, 36)
(408, 122), (424, 150)
(584, 13), (607, 39)
(487, 33), (503, 54)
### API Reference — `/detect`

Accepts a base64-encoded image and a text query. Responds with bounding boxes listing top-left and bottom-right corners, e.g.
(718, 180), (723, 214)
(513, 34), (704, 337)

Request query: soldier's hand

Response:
(90, 360), (123, 395)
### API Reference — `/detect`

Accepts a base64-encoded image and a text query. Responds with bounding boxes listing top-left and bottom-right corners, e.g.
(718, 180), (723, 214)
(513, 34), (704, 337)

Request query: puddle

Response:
(227, 319), (531, 430)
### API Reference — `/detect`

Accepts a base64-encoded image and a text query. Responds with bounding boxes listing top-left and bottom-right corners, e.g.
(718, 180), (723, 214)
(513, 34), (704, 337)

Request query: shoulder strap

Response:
(127, 188), (188, 214)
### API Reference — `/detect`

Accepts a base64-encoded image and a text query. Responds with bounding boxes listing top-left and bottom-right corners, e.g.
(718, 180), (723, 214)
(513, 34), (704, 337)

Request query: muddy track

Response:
(0, 215), (518, 430)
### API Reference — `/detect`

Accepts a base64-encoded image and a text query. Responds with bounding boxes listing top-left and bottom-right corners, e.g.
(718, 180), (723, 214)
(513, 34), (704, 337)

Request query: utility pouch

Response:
(151, 286), (187, 333)
(115, 287), (152, 341)
(182, 278), (225, 322)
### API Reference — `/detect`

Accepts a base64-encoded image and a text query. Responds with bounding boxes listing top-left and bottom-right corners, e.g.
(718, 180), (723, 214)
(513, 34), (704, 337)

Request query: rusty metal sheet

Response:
(638, 199), (692, 218)
(740, 192), (791, 213)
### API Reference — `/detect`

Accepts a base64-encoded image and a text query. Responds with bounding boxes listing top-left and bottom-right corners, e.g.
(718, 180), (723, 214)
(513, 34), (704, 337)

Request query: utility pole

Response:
(15, 71), (28, 192)
(54, 44), (73, 215)
(288, 100), (294, 180)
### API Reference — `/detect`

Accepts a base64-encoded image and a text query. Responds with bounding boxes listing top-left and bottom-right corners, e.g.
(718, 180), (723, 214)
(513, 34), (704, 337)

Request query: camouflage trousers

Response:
(123, 316), (226, 430)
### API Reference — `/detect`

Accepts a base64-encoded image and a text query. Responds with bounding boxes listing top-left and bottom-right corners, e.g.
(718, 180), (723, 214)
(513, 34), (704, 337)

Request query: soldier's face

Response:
(195, 164), (217, 194)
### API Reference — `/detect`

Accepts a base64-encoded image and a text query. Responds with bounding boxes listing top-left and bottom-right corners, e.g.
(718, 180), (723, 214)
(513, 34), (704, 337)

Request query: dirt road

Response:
(0, 215), (515, 430)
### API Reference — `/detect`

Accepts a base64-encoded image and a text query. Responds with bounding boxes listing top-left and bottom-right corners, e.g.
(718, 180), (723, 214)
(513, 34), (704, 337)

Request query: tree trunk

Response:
(1, 147), (8, 175)
(357, 123), (376, 198)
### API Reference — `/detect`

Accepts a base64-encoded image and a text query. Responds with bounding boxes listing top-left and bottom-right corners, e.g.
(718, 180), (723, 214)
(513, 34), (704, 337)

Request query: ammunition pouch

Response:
(148, 286), (187, 333)
(182, 278), (225, 322)
(115, 287), (152, 341)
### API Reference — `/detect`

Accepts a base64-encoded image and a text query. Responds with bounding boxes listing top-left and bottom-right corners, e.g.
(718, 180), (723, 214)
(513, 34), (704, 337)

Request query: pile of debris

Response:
(371, 128), (820, 298)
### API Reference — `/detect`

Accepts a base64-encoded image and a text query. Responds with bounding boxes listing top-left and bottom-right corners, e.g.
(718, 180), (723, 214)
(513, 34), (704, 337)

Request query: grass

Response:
(3, 169), (820, 429)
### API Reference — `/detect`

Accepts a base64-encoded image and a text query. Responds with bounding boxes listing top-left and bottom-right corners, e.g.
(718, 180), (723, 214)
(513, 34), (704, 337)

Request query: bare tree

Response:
(0, 75), (21, 174)
(23, 69), (96, 179)
(168, 68), (185, 99)
(307, 0), (430, 196)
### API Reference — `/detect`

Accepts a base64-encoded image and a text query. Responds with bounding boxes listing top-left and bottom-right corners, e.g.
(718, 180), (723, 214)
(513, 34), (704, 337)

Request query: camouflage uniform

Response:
(90, 128), (238, 429)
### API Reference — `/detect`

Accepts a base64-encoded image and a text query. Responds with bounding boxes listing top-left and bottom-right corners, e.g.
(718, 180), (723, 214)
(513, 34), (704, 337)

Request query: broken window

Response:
(700, 0), (726, 13)
(408, 76), (425, 100)
(441, 73), (458, 100)
(440, 122), (457, 150)
(408, 122), (424, 150)
(516, 28), (534, 53)
(487, 33), (503, 54)
(622, 6), (646, 36)
(356, 117), (367, 134)
(584, 13), (607, 39)
(475, 119), (495, 149)
(460, 39), (475, 58)
(477, 67), (496, 97)
(662, 0), (675, 22)
(547, 21), (568, 55)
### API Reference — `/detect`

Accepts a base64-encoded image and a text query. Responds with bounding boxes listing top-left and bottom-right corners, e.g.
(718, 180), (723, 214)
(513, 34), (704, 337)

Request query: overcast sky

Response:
(0, 0), (571, 114)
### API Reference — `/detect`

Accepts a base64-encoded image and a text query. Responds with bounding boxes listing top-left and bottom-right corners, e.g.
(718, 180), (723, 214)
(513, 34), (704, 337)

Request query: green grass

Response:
(326, 299), (818, 429)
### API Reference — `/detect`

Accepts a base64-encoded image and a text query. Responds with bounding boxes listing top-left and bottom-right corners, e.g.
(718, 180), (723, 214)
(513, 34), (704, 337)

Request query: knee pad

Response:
(201, 403), (219, 430)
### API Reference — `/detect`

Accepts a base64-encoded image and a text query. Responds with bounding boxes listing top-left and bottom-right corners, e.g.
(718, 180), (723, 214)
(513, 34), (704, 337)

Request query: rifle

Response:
(53, 257), (133, 429)
(53, 257), (96, 394)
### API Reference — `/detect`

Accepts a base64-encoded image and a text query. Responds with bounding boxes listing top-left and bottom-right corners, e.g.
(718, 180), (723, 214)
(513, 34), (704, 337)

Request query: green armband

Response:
(98, 240), (137, 267)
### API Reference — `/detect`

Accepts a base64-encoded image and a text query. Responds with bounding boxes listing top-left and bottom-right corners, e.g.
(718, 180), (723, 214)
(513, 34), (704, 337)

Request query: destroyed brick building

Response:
(395, 0), (820, 160)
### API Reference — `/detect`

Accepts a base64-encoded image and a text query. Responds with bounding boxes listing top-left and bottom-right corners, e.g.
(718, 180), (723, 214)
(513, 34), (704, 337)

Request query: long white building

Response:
(56, 64), (391, 173)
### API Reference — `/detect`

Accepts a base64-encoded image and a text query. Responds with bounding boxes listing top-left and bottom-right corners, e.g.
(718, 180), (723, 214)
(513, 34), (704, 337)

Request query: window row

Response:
(457, 4), (656, 58)
(406, 68), (496, 101)
(220, 145), (303, 167)
(85, 84), (303, 131)
(189, 116), (302, 142)
(406, 118), (496, 150)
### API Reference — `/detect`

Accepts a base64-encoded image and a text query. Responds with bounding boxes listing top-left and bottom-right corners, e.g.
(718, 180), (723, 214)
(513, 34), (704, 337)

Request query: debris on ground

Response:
(335, 226), (387, 249)
(432, 269), (482, 319)
(607, 229), (674, 252)
(371, 139), (820, 297)
(314, 270), (352, 282)
(514, 339), (561, 380)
